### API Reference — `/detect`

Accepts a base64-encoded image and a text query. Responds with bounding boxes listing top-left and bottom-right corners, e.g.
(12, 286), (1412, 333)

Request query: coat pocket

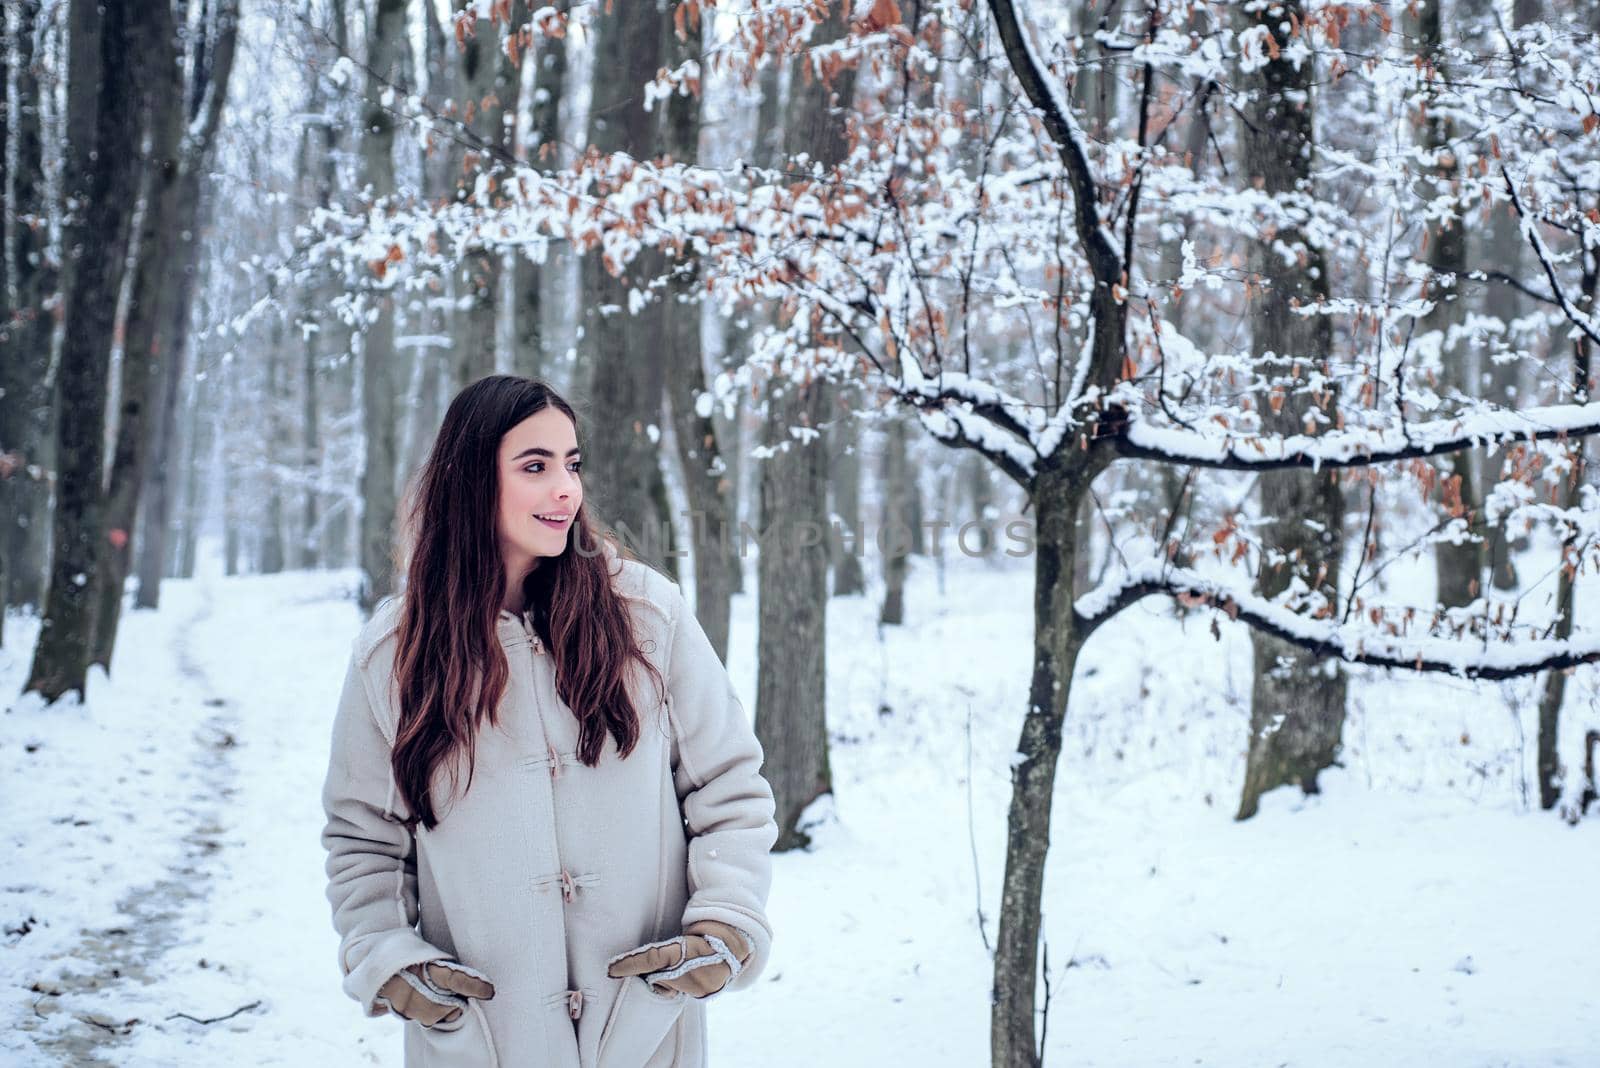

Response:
(410, 1000), (499, 1068)
(595, 976), (688, 1068)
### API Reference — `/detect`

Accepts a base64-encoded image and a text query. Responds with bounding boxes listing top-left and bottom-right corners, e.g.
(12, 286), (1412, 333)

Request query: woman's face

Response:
(496, 407), (583, 575)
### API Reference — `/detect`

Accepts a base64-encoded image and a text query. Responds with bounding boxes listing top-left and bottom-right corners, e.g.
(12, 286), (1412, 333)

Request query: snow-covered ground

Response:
(3, 544), (1597, 1066)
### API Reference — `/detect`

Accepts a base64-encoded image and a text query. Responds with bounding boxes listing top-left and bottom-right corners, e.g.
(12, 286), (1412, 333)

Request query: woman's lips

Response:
(534, 513), (571, 530)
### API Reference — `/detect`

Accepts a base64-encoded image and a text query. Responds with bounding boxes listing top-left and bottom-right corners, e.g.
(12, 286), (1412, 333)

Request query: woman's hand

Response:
(605, 920), (752, 999)
(376, 959), (497, 1027)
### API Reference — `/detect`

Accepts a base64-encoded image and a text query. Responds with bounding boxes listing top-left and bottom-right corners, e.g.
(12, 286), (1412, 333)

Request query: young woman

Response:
(321, 375), (777, 1068)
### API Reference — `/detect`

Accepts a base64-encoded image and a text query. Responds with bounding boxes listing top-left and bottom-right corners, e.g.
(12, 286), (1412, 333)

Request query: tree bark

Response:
(989, 464), (1090, 1068)
(755, 1), (855, 849)
(881, 411), (913, 624)
(26, 0), (144, 700)
(448, 0), (499, 388)
(260, 310), (288, 574)
(828, 384), (865, 595)
(1415, 0), (1483, 608)
(356, 0), (409, 613)
(1, 0), (60, 620)
(756, 369), (833, 850)
(510, 21), (567, 379)
(1479, 0), (1537, 591)
(1536, 232), (1595, 810)
(131, 0), (240, 610)
(175, 347), (210, 579)
(581, 0), (671, 571)
(1235, 0), (1347, 820)
(0, 1), (9, 644)
(91, 0), (184, 667)
(658, 2), (737, 654)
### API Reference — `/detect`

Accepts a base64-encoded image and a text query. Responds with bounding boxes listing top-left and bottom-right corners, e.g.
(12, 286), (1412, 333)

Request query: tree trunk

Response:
(448, 0), (499, 388)
(828, 384), (865, 595)
(260, 312), (288, 574)
(1235, 0), (1347, 820)
(510, 24), (567, 379)
(990, 463), (1089, 1068)
(665, 343), (736, 656)
(131, 235), (196, 609)
(356, 0), (408, 613)
(1479, 0), (1537, 591)
(1415, 0), (1483, 608)
(299, 322), (322, 568)
(1, 0), (60, 619)
(965, 451), (995, 557)
(881, 411), (913, 624)
(131, 0), (239, 609)
(1, 1), (13, 645)
(175, 353), (209, 579)
(91, 0), (184, 668)
(26, 0), (143, 700)
(755, 370), (833, 850)
(659, 1), (734, 653)
(581, 0), (671, 571)
(755, 0), (855, 849)
(1535, 235), (1596, 810)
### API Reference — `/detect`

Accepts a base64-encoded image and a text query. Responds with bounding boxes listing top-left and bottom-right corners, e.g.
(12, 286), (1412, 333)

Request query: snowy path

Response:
(3, 571), (248, 1061)
(4, 554), (1598, 1066)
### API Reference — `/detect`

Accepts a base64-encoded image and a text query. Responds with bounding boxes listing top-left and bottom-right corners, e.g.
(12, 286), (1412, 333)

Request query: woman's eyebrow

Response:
(511, 446), (582, 461)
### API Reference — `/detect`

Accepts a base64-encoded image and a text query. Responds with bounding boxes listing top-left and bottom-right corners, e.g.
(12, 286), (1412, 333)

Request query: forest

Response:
(3, 1), (1599, 1065)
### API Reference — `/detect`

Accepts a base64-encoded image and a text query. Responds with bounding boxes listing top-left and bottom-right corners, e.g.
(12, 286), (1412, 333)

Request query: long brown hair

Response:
(390, 375), (663, 829)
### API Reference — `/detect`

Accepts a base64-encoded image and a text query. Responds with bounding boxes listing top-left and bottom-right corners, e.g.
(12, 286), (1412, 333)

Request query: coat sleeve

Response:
(663, 583), (779, 994)
(321, 646), (451, 1016)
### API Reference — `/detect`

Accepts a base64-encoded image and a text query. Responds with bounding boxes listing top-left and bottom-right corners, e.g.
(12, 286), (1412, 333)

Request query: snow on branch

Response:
(912, 401), (1037, 486)
(1101, 401), (1600, 472)
(1075, 561), (1600, 681)
(985, 0), (1123, 282)
(887, 362), (1043, 484)
(1502, 167), (1600, 355)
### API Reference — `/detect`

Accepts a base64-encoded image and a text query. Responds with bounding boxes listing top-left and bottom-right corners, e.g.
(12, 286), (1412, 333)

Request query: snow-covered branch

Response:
(910, 400), (1037, 486)
(1075, 561), (1600, 681)
(1100, 401), (1600, 472)
(985, 0), (1123, 287)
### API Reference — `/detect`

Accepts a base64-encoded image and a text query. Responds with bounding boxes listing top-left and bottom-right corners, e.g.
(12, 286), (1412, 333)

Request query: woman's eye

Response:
(524, 462), (543, 473)
(569, 461), (583, 473)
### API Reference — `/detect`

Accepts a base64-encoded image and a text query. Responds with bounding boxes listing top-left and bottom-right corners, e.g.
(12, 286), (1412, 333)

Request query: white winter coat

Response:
(321, 554), (778, 1067)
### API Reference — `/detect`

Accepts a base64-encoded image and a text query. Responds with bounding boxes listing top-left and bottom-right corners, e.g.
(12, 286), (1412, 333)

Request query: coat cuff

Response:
(342, 928), (453, 1017)
(681, 903), (771, 995)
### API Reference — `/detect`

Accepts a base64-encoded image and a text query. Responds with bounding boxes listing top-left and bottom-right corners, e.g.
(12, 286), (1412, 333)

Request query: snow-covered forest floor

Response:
(3, 544), (1597, 1067)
